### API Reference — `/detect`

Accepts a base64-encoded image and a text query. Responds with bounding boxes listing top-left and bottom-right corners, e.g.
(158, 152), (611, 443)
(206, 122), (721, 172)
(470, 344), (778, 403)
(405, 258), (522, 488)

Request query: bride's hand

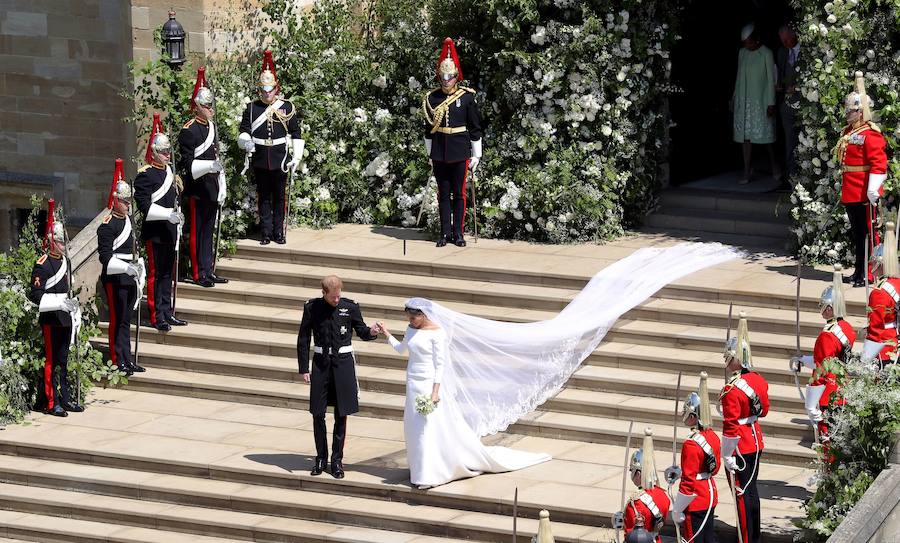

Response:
(376, 321), (388, 334)
(431, 391), (440, 405)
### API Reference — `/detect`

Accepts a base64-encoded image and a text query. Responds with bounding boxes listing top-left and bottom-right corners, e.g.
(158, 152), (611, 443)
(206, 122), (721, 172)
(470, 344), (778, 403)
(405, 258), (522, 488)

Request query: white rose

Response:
(601, 125), (613, 137)
(524, 223), (534, 233)
(408, 76), (421, 90)
(372, 75), (387, 89)
(826, 14), (837, 24)
(317, 187), (331, 200)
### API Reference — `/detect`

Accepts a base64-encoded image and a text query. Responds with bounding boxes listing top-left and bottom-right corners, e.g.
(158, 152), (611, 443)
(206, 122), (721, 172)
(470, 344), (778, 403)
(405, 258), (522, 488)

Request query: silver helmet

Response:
(113, 180), (132, 201)
(151, 133), (172, 155)
(681, 372), (712, 428)
(194, 86), (215, 107)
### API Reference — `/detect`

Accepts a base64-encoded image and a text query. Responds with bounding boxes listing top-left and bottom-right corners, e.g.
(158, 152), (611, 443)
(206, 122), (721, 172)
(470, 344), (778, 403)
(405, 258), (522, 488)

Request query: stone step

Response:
(0, 389), (809, 542)
(97, 340), (812, 440)
(113, 366), (814, 466)
(0, 456), (609, 543)
(657, 188), (788, 217)
(639, 227), (789, 253)
(0, 509), (246, 543)
(102, 340), (810, 414)
(645, 208), (790, 239)
(172, 283), (830, 339)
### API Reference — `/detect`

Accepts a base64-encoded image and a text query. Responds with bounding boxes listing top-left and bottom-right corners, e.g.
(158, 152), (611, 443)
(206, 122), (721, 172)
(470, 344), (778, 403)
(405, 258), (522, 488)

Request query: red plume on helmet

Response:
(106, 158), (126, 209)
(261, 50), (278, 84)
(190, 66), (207, 112)
(437, 37), (463, 81)
(144, 112), (162, 164)
(44, 198), (56, 250)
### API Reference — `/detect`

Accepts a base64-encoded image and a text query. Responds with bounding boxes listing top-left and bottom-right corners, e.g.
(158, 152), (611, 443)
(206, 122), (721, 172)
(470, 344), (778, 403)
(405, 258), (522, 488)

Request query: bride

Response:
(373, 243), (738, 489)
(378, 306), (551, 489)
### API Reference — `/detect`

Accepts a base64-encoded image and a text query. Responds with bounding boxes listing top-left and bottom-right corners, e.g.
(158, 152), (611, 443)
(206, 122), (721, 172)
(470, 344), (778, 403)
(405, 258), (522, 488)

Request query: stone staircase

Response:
(0, 228), (832, 543)
(644, 188), (793, 251)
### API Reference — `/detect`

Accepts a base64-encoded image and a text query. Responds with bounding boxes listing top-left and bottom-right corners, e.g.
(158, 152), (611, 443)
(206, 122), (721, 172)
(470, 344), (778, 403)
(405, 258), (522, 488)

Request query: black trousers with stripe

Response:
(41, 324), (71, 410)
(145, 241), (174, 327)
(433, 160), (468, 240)
(188, 197), (217, 281)
(734, 451), (761, 543)
(254, 168), (288, 239)
(683, 507), (719, 542)
(103, 279), (137, 369)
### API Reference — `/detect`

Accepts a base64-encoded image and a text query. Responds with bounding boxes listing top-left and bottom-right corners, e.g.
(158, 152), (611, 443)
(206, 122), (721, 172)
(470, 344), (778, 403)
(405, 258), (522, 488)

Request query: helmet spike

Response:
(437, 37), (463, 81)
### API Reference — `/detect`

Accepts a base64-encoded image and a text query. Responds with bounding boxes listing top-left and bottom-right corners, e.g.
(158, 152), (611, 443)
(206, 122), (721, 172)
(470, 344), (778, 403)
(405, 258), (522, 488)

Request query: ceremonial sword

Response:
(668, 371), (682, 543)
(616, 420), (635, 543)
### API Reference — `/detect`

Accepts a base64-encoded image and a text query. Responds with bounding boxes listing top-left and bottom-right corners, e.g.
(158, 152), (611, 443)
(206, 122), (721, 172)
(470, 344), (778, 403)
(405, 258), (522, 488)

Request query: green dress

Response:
(733, 45), (776, 144)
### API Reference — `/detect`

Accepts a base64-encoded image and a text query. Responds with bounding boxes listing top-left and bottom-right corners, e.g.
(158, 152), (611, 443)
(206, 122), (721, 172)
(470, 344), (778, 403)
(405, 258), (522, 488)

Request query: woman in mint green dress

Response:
(732, 24), (780, 184)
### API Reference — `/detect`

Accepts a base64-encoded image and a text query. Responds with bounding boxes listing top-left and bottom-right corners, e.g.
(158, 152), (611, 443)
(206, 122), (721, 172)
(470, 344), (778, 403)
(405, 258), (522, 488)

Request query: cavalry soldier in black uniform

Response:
(29, 202), (83, 416)
(134, 124), (187, 332)
(179, 69), (228, 287)
(238, 50), (304, 245)
(422, 37), (483, 247)
(297, 275), (380, 479)
(98, 160), (145, 374)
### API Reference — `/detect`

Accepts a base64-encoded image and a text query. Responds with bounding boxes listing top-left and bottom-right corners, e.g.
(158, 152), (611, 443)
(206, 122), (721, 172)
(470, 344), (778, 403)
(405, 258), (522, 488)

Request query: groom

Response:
(297, 275), (380, 478)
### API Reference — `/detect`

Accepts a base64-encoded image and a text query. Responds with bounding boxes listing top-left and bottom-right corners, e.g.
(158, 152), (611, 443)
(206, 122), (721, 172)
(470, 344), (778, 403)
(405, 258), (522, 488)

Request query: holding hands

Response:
(372, 321), (388, 335)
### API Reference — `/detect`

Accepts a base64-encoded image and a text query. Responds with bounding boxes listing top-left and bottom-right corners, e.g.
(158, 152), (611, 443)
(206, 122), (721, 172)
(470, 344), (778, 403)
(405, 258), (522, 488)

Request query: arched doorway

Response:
(668, 0), (795, 189)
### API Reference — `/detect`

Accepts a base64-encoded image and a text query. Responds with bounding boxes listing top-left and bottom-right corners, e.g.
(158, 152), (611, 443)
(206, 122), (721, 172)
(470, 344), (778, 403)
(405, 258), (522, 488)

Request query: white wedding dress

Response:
(388, 327), (551, 487)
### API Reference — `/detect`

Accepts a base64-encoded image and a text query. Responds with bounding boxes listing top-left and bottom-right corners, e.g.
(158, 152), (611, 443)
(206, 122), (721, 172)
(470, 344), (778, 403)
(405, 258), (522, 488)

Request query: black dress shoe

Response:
(166, 315), (188, 326)
(46, 405), (67, 417)
(128, 362), (146, 373)
(116, 363), (134, 376)
(331, 461), (345, 479)
(852, 278), (866, 288)
(61, 401), (84, 413)
(454, 238), (467, 247)
(197, 278), (215, 288)
(211, 274), (229, 284)
(311, 458), (326, 476)
(155, 322), (172, 332)
(260, 237), (271, 246)
(274, 236), (286, 245)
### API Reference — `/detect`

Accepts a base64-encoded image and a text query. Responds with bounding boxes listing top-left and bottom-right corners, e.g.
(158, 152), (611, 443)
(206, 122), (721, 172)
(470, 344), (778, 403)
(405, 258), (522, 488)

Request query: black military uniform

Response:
(240, 99), (301, 242)
(297, 297), (378, 476)
(134, 163), (178, 329)
(97, 212), (138, 372)
(423, 86), (482, 244)
(178, 117), (220, 285)
(29, 253), (76, 415)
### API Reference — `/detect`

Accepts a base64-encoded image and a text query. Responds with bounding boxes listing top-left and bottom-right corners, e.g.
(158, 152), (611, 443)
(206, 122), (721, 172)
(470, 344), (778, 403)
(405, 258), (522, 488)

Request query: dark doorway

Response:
(668, 0), (795, 186)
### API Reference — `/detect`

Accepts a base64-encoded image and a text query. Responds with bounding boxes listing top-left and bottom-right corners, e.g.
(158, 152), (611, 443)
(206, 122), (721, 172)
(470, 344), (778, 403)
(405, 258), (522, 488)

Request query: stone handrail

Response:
(68, 208), (107, 305)
(825, 432), (900, 542)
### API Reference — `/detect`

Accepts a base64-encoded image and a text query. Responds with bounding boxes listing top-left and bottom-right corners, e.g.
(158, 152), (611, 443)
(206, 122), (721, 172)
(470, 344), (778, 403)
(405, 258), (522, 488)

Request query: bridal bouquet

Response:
(415, 394), (435, 416)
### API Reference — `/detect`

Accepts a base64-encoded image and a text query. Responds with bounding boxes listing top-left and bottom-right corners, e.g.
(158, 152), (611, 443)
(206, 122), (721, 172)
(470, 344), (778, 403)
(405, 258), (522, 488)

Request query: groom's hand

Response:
(302, 373), (310, 384)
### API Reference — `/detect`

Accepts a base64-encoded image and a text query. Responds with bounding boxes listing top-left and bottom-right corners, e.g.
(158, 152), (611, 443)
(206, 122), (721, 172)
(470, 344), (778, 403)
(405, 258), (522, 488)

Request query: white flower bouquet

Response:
(415, 394), (435, 416)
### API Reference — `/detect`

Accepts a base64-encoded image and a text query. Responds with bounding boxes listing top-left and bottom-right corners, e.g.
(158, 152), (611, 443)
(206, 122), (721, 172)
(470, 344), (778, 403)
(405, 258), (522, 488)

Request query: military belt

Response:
(113, 253), (132, 261)
(434, 126), (468, 135)
(843, 164), (871, 173)
(252, 137), (288, 147)
(314, 345), (354, 355)
(737, 415), (758, 426)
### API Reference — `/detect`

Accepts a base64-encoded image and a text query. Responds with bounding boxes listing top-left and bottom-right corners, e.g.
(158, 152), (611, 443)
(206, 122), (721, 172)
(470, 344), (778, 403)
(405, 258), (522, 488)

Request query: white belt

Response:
(252, 137), (287, 147)
(696, 472), (711, 480)
(313, 345), (354, 355)
(738, 415), (758, 426)
(886, 322), (896, 329)
(113, 253), (133, 261)
(40, 293), (67, 312)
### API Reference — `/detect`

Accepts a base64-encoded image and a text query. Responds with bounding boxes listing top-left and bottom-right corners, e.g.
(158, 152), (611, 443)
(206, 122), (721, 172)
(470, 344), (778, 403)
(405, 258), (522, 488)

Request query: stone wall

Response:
(0, 0), (134, 248)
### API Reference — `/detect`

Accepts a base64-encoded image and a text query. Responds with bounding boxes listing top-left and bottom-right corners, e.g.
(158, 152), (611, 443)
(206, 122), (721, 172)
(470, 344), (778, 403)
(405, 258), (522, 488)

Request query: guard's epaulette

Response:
(37, 255), (48, 265)
(138, 164), (152, 173)
(102, 214), (112, 224)
(459, 86), (476, 94)
(182, 118), (196, 129)
(868, 121), (882, 133)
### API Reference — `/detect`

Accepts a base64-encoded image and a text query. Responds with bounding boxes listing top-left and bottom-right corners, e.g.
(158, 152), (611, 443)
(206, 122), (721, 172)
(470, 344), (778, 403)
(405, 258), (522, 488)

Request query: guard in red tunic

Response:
(836, 71), (888, 287)
(720, 312), (769, 543)
(863, 223), (900, 368)
(422, 38), (483, 247)
(238, 50), (303, 245)
(134, 119), (186, 332)
(98, 159), (145, 374)
(791, 264), (857, 442)
(667, 371), (721, 543)
(28, 201), (82, 416)
(613, 429), (671, 543)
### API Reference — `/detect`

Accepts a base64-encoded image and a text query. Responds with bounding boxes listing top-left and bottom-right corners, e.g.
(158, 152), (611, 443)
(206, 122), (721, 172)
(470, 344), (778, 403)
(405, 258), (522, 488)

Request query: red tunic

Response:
(867, 278), (900, 361)
(840, 122), (888, 204)
(679, 428), (720, 512)
(624, 485), (671, 541)
(721, 371), (769, 455)
(813, 319), (856, 406)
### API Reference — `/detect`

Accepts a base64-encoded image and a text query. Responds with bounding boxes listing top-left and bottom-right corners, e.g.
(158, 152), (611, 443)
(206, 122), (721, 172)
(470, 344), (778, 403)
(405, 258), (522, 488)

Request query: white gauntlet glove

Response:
(671, 511), (685, 524)
(62, 297), (79, 314)
(868, 173), (886, 205)
(469, 139), (483, 173)
(723, 456), (739, 472)
(168, 210), (185, 225)
(125, 263), (140, 277)
(286, 138), (305, 174)
(191, 159), (223, 179)
(238, 132), (255, 153)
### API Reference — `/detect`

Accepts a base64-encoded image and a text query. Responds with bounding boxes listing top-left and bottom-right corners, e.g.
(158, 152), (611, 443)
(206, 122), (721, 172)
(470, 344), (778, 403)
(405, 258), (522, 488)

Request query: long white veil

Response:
(406, 242), (740, 437)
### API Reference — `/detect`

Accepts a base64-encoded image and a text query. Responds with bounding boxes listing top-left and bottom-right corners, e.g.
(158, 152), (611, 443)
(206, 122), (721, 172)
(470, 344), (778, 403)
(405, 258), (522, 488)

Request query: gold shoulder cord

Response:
(833, 123), (870, 164)
(422, 88), (466, 134)
(263, 99), (296, 135)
